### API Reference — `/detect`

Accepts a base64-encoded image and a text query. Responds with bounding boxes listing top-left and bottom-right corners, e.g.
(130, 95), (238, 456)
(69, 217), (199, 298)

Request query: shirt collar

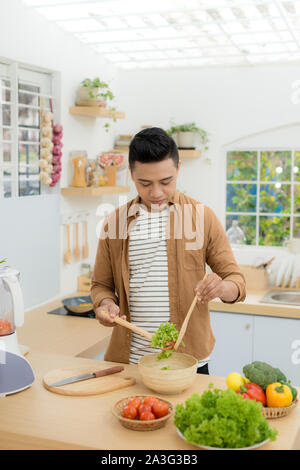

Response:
(127, 190), (181, 218)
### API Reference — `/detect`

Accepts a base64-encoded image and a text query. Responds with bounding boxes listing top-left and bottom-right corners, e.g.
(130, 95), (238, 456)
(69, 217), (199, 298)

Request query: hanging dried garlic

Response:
(39, 99), (54, 186)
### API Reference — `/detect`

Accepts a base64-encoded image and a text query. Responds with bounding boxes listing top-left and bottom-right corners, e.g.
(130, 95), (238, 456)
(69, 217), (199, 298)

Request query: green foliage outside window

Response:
(226, 150), (300, 246)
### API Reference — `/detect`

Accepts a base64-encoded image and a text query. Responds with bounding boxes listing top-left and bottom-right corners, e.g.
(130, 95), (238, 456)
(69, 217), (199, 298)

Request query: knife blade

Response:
(49, 365), (124, 387)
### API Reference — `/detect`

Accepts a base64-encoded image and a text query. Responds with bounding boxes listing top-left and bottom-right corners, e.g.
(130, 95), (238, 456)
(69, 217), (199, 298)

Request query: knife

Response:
(49, 365), (124, 387)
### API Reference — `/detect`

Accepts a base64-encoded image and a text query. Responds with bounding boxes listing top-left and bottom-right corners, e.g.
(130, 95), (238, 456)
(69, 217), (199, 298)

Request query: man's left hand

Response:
(194, 273), (225, 303)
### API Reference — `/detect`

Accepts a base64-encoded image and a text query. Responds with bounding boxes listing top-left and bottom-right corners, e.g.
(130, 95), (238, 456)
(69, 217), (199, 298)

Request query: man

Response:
(91, 127), (246, 374)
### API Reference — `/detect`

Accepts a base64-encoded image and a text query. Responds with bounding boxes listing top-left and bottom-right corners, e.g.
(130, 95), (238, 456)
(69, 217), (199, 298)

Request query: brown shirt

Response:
(91, 190), (246, 364)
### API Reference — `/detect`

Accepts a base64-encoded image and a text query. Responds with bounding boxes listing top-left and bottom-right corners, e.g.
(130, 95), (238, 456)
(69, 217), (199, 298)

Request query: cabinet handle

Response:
(245, 323), (251, 330)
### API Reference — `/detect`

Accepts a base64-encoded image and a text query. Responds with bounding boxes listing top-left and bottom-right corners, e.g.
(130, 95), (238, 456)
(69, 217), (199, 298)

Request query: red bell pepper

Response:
(237, 383), (266, 406)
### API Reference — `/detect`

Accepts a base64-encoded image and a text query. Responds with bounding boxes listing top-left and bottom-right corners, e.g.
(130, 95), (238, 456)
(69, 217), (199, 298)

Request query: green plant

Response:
(80, 77), (115, 102)
(166, 121), (209, 150)
(174, 386), (277, 448)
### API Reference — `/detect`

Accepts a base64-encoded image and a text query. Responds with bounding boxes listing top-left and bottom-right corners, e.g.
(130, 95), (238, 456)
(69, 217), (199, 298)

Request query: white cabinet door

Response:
(209, 311), (253, 377)
(253, 316), (300, 386)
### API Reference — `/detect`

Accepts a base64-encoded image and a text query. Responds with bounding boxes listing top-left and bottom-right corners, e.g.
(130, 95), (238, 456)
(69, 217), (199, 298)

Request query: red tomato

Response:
(138, 404), (152, 416)
(139, 411), (155, 421)
(152, 400), (169, 419)
(122, 405), (137, 420)
(143, 396), (159, 408)
(128, 397), (142, 409)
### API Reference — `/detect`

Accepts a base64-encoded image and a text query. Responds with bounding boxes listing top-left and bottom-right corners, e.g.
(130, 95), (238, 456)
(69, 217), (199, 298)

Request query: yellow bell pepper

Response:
(266, 382), (293, 408)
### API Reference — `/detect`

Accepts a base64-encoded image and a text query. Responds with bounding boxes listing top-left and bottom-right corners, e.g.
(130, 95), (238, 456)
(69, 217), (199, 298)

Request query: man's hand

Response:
(95, 298), (127, 327)
(194, 273), (239, 303)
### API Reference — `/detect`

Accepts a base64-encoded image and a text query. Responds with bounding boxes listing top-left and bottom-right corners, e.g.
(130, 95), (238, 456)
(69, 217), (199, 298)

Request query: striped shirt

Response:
(128, 204), (209, 368)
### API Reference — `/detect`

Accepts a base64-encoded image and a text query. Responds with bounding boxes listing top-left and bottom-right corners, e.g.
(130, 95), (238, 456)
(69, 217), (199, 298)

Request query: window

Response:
(0, 60), (54, 198)
(225, 150), (300, 246)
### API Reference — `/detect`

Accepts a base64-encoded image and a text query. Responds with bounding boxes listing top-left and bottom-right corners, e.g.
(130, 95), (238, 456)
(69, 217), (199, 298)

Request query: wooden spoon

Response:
(64, 224), (72, 264)
(104, 313), (153, 342)
(174, 273), (208, 351)
(82, 220), (89, 259)
(74, 223), (81, 261)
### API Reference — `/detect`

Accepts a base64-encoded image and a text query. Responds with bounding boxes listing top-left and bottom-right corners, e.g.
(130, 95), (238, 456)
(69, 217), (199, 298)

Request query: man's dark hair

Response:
(129, 127), (179, 170)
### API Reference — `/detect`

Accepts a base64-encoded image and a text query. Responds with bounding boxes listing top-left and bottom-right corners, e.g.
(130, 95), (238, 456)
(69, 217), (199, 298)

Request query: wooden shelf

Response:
(69, 106), (125, 119)
(61, 186), (131, 196)
(179, 149), (202, 158)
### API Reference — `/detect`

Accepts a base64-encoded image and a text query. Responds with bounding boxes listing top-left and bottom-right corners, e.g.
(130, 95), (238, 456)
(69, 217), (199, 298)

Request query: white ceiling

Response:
(22, 0), (300, 69)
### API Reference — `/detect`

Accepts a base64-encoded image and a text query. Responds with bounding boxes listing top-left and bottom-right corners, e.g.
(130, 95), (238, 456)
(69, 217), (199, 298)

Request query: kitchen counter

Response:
(1, 289), (298, 450)
(209, 287), (300, 319)
(17, 292), (111, 359)
(0, 350), (299, 450)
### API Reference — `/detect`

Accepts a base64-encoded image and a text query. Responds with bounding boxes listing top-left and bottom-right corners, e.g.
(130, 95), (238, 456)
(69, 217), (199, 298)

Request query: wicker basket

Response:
(112, 395), (173, 431)
(262, 399), (298, 419)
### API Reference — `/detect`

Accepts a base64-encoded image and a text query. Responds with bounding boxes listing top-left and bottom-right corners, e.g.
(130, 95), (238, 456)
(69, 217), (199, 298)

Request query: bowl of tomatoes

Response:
(112, 395), (173, 431)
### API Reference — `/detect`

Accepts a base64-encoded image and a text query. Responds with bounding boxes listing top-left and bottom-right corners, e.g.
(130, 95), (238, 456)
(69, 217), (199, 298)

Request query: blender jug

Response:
(0, 267), (24, 356)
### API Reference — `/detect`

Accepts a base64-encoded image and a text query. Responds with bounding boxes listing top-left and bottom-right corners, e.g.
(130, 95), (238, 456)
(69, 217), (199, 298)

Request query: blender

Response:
(0, 267), (34, 396)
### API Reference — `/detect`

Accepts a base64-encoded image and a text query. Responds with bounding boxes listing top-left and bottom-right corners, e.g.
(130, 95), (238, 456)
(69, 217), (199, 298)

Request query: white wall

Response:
(0, 0), (124, 303)
(113, 64), (300, 265)
(2, 1), (300, 305)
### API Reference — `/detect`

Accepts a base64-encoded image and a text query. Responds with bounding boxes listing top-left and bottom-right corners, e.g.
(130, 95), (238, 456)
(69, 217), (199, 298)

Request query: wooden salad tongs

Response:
(173, 273), (208, 351)
(104, 313), (153, 342)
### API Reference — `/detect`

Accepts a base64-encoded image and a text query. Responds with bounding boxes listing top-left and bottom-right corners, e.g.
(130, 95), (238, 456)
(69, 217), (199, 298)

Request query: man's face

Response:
(130, 157), (181, 211)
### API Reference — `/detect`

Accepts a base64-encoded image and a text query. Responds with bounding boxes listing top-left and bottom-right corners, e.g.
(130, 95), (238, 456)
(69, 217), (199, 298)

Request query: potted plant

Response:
(166, 122), (209, 150)
(77, 77), (115, 107)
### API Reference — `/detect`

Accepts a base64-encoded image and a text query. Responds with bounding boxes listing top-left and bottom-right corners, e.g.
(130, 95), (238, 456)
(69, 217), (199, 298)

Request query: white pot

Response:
(177, 131), (196, 149)
(76, 87), (106, 106)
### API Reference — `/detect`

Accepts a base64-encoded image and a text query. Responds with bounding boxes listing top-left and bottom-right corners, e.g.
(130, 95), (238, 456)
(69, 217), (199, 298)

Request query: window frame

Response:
(225, 146), (300, 247)
(0, 57), (58, 198)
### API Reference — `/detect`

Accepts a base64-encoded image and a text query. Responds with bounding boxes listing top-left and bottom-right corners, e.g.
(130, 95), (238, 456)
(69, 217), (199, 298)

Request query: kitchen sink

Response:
(260, 289), (300, 306)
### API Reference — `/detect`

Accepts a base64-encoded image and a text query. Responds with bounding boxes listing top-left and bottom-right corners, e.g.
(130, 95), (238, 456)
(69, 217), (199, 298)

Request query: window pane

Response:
(259, 216), (290, 246)
(2, 104), (11, 126)
(294, 217), (300, 238)
(18, 128), (40, 142)
(226, 151), (257, 181)
(260, 184), (291, 213)
(3, 127), (11, 141)
(18, 107), (39, 127)
(19, 175), (40, 197)
(19, 163), (39, 176)
(260, 151), (292, 182)
(4, 180), (12, 198)
(18, 83), (39, 93)
(294, 184), (300, 214)
(18, 91), (39, 107)
(0, 78), (10, 87)
(295, 151), (300, 182)
(3, 143), (12, 162)
(226, 183), (257, 212)
(1, 87), (11, 102)
(226, 215), (256, 245)
(19, 143), (40, 165)
(3, 167), (12, 198)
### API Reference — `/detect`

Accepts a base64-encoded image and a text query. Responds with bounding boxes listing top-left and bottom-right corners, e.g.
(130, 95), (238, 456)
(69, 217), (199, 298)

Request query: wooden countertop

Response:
(1, 350), (299, 450)
(3, 289), (298, 450)
(209, 288), (300, 319)
(17, 292), (112, 359)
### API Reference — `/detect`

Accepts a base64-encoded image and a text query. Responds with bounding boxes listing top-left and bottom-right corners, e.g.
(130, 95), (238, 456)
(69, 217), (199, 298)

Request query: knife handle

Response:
(92, 366), (124, 378)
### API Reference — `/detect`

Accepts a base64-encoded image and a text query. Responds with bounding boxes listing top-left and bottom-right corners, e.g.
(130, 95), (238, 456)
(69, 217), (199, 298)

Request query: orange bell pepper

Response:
(266, 382), (293, 408)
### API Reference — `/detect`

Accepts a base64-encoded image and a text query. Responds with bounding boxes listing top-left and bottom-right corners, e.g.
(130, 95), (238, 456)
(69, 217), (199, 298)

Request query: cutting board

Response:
(43, 367), (136, 396)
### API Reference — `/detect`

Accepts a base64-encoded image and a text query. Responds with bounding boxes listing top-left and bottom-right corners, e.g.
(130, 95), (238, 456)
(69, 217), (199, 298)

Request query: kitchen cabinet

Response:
(253, 315), (300, 386)
(209, 309), (300, 386)
(209, 311), (253, 377)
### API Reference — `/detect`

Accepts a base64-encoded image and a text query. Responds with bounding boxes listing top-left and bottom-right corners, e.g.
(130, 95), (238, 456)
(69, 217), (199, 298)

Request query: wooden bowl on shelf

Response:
(112, 395), (173, 431)
(138, 352), (197, 395)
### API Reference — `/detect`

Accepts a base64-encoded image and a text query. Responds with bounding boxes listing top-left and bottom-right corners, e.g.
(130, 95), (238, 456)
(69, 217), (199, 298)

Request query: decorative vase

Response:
(76, 87), (106, 107)
(105, 165), (117, 186)
(177, 131), (196, 149)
